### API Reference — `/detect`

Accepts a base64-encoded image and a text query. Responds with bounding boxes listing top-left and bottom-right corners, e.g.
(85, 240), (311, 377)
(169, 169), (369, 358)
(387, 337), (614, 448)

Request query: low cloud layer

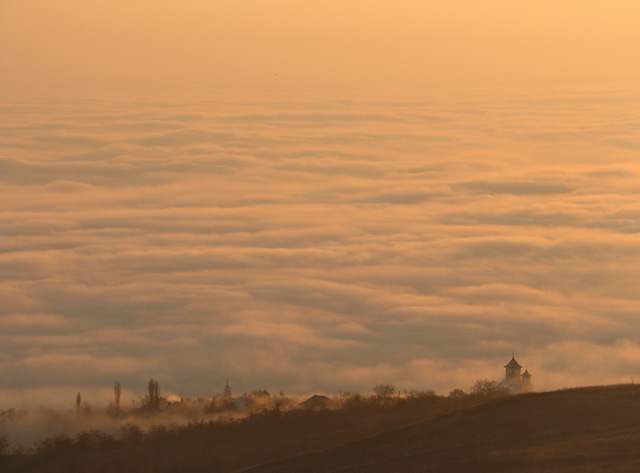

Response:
(1, 87), (640, 409)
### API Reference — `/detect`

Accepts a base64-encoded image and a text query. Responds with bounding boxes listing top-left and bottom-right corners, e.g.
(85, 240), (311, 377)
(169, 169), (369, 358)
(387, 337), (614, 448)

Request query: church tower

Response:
(502, 355), (533, 392)
(504, 355), (523, 387)
(521, 369), (532, 391)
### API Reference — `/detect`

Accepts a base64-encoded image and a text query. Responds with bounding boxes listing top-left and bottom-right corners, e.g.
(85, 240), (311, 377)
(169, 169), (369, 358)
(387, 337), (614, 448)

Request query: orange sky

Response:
(1, 1), (640, 410)
(2, 0), (640, 95)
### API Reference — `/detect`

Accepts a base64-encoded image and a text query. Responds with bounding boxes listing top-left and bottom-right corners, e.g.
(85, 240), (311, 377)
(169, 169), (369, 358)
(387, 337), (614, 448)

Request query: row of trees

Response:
(75, 378), (237, 415)
(75, 379), (159, 416)
(3, 380), (518, 471)
(73, 377), (510, 417)
(372, 379), (509, 401)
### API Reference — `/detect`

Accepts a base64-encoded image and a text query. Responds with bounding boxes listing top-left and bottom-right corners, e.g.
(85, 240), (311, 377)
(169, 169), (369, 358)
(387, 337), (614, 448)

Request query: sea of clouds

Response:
(1, 86), (640, 409)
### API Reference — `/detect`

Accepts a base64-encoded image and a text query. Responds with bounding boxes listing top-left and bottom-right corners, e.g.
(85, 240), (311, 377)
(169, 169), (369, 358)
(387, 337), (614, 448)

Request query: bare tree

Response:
(114, 381), (121, 411)
(470, 379), (510, 398)
(373, 384), (396, 400)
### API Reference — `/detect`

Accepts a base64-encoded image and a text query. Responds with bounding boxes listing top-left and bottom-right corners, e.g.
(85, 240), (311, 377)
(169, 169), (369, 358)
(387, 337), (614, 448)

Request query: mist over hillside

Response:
(0, 385), (300, 449)
(0, 380), (510, 472)
(3, 384), (640, 473)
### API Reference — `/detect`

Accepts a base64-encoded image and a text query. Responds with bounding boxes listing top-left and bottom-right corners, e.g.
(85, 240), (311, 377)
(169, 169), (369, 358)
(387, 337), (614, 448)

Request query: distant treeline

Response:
(0, 379), (510, 473)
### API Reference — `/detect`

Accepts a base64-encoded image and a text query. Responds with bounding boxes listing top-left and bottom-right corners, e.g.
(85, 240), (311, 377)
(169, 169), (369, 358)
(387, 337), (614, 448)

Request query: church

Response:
(502, 354), (532, 393)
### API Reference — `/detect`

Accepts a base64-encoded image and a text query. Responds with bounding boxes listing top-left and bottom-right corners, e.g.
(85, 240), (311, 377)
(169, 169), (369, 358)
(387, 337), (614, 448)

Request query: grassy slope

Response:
(0, 394), (470, 473)
(243, 384), (640, 473)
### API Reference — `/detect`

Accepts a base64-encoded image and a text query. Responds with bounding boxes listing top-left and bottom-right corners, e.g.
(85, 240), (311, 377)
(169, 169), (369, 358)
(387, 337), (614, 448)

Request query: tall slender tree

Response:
(114, 381), (121, 411)
(147, 378), (160, 409)
(154, 379), (160, 408)
(75, 392), (81, 413)
(223, 379), (232, 399)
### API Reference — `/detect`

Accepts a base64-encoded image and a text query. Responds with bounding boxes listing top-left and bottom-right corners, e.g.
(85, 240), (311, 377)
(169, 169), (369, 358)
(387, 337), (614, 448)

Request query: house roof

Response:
(299, 394), (331, 409)
(504, 356), (523, 369)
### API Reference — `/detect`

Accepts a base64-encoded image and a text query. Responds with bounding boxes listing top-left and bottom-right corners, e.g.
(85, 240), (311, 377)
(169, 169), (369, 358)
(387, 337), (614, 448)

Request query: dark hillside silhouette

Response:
(4, 385), (640, 472)
(0, 388), (490, 472)
(245, 384), (640, 473)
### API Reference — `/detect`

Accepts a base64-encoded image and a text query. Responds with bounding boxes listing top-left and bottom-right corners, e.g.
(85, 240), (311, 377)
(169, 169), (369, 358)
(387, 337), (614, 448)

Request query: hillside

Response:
(0, 391), (483, 473)
(243, 384), (640, 473)
(4, 384), (640, 473)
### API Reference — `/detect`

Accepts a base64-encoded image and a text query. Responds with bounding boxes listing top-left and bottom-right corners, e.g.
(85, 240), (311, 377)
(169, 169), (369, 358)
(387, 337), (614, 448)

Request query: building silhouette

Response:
(502, 354), (532, 392)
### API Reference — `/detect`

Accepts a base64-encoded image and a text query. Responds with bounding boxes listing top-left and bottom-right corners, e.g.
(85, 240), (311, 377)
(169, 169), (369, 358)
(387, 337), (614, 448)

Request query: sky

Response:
(1, 1), (640, 409)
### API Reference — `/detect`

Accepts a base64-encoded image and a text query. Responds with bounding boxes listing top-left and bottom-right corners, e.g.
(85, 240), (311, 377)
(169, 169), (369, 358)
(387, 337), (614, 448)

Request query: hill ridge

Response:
(240, 384), (640, 473)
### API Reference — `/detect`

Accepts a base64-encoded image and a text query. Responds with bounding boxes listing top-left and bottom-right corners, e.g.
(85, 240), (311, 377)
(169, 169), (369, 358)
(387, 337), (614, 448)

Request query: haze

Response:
(1, 0), (640, 408)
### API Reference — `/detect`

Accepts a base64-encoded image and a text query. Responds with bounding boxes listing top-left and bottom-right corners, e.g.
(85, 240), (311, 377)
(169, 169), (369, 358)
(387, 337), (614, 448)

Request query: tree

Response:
(75, 392), (82, 413)
(220, 379), (235, 409)
(114, 381), (121, 411)
(0, 434), (8, 456)
(373, 384), (396, 400)
(153, 380), (160, 407)
(470, 379), (510, 398)
(147, 379), (154, 406)
(223, 379), (232, 399)
(147, 378), (160, 410)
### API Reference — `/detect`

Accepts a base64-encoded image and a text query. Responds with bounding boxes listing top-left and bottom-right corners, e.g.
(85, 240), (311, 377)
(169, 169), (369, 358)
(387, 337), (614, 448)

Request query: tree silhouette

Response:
(0, 434), (8, 456)
(114, 381), (121, 411)
(373, 384), (395, 400)
(75, 392), (81, 413)
(221, 379), (234, 408)
(470, 379), (510, 398)
(147, 378), (160, 410)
